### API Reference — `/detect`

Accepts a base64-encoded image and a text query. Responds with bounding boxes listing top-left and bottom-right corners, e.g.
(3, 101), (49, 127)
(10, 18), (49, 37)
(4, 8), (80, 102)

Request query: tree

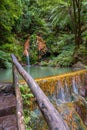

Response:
(49, 0), (87, 63)
(0, 0), (23, 44)
(72, 0), (82, 48)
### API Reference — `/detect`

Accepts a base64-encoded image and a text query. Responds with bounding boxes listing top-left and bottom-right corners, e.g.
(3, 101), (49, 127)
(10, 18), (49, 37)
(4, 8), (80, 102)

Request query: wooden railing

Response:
(11, 54), (69, 130)
(12, 60), (26, 130)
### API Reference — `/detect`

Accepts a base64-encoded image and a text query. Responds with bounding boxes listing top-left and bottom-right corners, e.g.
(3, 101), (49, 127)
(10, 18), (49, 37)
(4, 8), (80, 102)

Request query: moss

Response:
(56, 103), (87, 130)
(34, 69), (87, 95)
(19, 69), (87, 130)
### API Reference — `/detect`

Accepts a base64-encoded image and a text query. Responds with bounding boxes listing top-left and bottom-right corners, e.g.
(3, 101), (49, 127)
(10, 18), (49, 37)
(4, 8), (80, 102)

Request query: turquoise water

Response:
(0, 66), (73, 82)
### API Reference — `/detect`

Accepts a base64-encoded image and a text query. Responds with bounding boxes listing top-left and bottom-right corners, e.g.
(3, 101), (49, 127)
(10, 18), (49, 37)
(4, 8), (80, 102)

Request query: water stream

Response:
(0, 66), (73, 82)
(72, 77), (79, 94)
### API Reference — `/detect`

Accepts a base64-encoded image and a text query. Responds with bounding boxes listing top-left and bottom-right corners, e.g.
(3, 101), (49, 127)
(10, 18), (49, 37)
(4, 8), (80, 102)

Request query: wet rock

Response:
(0, 83), (14, 93)
(29, 94), (87, 130)
(79, 85), (87, 97)
(55, 100), (87, 130)
(73, 95), (87, 126)
(72, 61), (86, 70)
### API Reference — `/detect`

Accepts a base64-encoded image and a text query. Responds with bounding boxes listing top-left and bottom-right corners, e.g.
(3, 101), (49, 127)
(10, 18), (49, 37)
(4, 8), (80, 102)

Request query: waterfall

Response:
(72, 77), (78, 94)
(26, 65), (30, 74)
(58, 87), (65, 102)
(26, 56), (30, 66)
(57, 86), (65, 102)
(55, 81), (65, 102)
(36, 70), (87, 103)
(64, 80), (71, 102)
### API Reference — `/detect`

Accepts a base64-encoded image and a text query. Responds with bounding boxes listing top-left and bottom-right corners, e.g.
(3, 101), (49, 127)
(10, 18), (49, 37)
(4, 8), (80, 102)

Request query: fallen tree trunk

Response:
(11, 54), (69, 130)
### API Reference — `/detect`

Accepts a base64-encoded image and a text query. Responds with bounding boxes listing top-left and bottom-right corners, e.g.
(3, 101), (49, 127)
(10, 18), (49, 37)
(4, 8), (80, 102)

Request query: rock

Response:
(72, 61), (86, 70)
(0, 83), (14, 93)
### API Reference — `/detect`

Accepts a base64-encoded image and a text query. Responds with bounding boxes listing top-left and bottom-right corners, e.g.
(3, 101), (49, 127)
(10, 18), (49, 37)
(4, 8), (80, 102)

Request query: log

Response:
(11, 54), (69, 130)
(15, 86), (26, 130)
(12, 64), (25, 130)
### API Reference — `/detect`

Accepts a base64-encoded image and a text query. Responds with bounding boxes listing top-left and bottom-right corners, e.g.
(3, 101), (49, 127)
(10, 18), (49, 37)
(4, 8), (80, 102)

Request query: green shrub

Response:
(0, 50), (11, 68)
(20, 84), (34, 130)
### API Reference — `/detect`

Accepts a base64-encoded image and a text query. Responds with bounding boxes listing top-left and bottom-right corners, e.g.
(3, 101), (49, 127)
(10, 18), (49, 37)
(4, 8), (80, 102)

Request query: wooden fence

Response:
(11, 54), (69, 130)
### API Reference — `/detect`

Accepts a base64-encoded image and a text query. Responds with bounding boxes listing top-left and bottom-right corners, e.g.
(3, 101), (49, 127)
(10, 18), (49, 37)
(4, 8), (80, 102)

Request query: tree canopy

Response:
(0, 0), (87, 68)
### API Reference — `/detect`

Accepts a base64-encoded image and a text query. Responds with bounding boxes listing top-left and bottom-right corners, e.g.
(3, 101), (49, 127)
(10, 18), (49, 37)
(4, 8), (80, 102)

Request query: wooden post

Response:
(11, 54), (69, 130)
(12, 64), (25, 130)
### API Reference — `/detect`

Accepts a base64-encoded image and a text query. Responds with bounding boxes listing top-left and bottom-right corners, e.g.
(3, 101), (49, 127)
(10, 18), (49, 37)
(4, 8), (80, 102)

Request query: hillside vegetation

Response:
(0, 0), (87, 68)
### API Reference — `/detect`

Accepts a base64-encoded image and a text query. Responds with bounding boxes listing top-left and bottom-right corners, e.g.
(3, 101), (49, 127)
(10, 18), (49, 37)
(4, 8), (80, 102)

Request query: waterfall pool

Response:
(0, 66), (73, 82)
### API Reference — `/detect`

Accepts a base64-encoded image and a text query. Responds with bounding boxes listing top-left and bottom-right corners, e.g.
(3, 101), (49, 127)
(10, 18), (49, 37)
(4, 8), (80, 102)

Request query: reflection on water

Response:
(0, 66), (73, 82)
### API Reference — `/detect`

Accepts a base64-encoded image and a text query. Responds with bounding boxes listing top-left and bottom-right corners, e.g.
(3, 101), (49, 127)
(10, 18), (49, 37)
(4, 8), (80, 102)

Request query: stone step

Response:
(0, 115), (18, 130)
(0, 94), (16, 117)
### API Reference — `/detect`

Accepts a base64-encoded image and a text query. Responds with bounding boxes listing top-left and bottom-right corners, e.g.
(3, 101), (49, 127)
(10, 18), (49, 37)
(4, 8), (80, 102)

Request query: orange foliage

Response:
(23, 37), (30, 56)
(36, 36), (47, 57)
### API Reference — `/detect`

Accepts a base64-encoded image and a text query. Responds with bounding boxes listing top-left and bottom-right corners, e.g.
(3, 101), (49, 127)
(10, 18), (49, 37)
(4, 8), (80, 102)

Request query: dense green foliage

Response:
(0, 0), (23, 68)
(20, 84), (34, 130)
(0, 0), (87, 68)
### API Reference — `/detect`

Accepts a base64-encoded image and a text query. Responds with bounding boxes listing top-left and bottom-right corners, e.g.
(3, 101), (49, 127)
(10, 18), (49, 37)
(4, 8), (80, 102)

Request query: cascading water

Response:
(26, 56), (30, 66)
(72, 77), (79, 94)
(32, 70), (87, 130)
(59, 88), (65, 102)
(64, 80), (71, 102)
